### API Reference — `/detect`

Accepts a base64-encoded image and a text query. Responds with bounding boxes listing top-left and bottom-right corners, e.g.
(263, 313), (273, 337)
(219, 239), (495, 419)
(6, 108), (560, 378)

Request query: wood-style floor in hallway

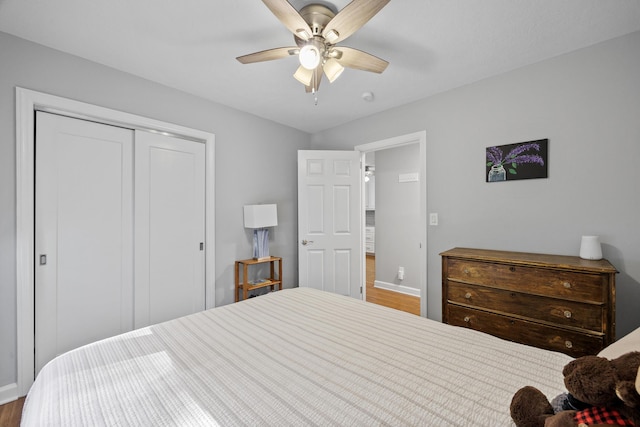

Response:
(365, 254), (420, 315)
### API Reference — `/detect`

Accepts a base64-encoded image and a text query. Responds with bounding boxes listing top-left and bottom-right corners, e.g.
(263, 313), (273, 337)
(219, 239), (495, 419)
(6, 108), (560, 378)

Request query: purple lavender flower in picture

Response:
(486, 139), (548, 182)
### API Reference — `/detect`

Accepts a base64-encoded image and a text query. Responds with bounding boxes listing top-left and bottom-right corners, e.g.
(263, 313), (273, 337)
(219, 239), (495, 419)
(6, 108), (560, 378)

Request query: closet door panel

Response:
(134, 130), (206, 328)
(35, 112), (134, 374)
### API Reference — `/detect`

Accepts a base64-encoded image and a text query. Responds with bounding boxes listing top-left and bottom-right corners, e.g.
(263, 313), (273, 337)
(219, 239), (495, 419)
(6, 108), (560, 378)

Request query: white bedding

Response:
(22, 288), (572, 426)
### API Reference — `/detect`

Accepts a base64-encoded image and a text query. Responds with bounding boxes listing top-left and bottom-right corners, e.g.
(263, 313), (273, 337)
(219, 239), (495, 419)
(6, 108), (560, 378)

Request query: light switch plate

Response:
(429, 213), (438, 226)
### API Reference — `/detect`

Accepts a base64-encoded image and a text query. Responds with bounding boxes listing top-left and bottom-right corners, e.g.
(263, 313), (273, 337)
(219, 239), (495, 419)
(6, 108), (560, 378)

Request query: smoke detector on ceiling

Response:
(362, 91), (374, 102)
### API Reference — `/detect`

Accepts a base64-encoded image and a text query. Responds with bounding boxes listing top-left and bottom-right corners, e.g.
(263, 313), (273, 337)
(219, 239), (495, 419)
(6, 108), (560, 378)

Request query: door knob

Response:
(301, 239), (314, 246)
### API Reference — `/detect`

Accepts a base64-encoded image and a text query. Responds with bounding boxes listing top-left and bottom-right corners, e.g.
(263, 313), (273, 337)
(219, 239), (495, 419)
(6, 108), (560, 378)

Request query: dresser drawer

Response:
(447, 282), (605, 332)
(446, 305), (604, 357)
(446, 258), (606, 303)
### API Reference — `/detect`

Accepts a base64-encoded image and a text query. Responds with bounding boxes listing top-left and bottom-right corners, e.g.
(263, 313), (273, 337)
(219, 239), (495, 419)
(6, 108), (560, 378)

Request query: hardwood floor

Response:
(365, 254), (420, 315)
(0, 397), (24, 427)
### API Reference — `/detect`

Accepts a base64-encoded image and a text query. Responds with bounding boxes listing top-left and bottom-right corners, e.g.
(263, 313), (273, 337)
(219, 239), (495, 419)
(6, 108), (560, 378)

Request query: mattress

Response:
(22, 287), (572, 426)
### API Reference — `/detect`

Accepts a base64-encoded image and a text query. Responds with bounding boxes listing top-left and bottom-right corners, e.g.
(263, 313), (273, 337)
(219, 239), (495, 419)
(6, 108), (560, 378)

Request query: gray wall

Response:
(312, 31), (640, 337)
(375, 144), (421, 291)
(0, 32), (310, 389)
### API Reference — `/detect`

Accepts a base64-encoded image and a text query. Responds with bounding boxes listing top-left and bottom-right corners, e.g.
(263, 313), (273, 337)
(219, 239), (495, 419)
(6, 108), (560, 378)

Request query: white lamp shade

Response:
(293, 65), (313, 86)
(579, 235), (602, 260)
(323, 58), (344, 83)
(244, 204), (278, 228)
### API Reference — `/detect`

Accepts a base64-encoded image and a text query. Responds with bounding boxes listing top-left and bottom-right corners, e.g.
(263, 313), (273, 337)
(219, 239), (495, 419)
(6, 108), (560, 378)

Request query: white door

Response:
(134, 130), (206, 327)
(35, 112), (134, 374)
(298, 150), (362, 298)
(35, 114), (207, 374)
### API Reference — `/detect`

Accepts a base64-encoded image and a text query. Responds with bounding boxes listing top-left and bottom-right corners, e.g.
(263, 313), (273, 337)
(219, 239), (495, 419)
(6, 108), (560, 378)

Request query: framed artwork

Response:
(486, 139), (548, 182)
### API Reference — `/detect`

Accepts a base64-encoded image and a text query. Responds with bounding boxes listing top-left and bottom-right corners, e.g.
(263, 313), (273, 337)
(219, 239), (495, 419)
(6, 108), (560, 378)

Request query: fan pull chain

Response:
(312, 70), (318, 106)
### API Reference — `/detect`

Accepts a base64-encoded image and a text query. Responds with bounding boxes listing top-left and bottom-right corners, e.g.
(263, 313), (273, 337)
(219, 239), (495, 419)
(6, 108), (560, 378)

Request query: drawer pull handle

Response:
(565, 340), (573, 349)
(564, 310), (572, 318)
(563, 282), (571, 289)
(465, 292), (471, 299)
(463, 316), (470, 323)
(463, 268), (470, 275)
(509, 266), (516, 272)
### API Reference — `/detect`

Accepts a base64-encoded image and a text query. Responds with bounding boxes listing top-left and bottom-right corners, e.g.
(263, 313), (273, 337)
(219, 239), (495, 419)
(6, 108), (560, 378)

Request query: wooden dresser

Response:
(441, 248), (617, 357)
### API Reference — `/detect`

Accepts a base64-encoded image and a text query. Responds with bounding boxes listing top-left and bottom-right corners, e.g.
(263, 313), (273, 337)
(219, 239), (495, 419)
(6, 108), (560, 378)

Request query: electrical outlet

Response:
(429, 213), (438, 226)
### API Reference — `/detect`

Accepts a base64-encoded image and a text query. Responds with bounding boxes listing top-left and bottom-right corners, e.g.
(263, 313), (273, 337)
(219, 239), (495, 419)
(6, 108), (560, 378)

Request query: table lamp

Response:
(244, 204), (278, 260)
(579, 235), (602, 260)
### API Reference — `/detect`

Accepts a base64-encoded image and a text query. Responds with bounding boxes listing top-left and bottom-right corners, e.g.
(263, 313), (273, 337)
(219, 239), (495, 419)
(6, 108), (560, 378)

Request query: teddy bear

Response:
(510, 351), (640, 427)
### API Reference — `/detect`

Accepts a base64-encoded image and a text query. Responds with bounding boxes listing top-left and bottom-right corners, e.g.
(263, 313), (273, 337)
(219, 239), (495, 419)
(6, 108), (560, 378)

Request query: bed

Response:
(22, 287), (576, 426)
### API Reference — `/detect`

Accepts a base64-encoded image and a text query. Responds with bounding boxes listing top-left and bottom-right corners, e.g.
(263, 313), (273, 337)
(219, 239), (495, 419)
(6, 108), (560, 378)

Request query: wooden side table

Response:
(235, 256), (282, 302)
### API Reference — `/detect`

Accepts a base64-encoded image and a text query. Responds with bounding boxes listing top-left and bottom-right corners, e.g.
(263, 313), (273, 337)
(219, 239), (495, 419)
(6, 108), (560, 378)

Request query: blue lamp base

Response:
(253, 228), (270, 260)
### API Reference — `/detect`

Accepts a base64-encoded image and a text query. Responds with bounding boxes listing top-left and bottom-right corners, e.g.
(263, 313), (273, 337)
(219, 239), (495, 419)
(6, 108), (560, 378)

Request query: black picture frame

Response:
(486, 139), (548, 182)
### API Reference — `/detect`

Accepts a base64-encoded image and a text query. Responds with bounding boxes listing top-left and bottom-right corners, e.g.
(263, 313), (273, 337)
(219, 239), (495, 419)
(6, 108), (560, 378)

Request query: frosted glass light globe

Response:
(299, 44), (320, 70)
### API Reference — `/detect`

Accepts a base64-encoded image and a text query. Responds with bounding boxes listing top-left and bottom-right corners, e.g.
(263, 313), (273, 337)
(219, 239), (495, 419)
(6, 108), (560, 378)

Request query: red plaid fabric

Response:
(574, 406), (635, 425)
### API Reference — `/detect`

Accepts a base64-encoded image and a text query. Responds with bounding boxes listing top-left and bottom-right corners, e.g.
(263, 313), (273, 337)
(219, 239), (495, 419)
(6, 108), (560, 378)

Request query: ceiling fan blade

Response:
(335, 47), (388, 73)
(262, 0), (313, 40)
(236, 47), (298, 64)
(322, 0), (390, 44)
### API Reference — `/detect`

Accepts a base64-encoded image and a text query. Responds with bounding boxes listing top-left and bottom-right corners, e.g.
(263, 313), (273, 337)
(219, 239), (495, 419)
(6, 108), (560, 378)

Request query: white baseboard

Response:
(0, 382), (19, 405)
(374, 280), (420, 297)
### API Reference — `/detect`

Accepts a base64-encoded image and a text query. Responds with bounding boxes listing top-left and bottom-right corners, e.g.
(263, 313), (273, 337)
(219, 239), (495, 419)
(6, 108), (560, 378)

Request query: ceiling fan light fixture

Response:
(324, 29), (340, 43)
(324, 58), (344, 83)
(299, 44), (321, 69)
(295, 28), (311, 40)
(327, 49), (343, 60)
(293, 65), (314, 86)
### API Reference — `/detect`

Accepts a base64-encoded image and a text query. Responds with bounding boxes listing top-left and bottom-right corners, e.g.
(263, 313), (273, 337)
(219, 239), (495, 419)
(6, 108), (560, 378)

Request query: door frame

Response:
(355, 131), (427, 317)
(15, 87), (216, 395)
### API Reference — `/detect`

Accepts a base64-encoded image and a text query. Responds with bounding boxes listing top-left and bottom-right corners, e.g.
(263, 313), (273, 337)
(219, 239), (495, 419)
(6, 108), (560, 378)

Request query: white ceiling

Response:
(1, 0), (639, 133)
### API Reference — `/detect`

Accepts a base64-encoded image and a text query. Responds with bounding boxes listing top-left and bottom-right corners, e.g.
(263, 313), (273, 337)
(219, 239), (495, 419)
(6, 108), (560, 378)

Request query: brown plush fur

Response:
(510, 351), (640, 427)
(509, 386), (556, 427)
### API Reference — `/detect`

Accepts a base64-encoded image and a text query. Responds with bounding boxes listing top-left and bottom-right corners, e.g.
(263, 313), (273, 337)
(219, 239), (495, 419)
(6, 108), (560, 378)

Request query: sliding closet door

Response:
(134, 130), (206, 328)
(35, 112), (134, 374)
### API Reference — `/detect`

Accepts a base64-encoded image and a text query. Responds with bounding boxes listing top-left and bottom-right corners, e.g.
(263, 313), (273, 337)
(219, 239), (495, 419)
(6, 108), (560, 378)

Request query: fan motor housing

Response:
(300, 4), (335, 36)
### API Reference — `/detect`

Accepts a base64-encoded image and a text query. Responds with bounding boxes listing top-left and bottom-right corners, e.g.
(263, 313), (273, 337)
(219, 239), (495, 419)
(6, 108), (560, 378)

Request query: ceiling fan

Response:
(237, 0), (390, 96)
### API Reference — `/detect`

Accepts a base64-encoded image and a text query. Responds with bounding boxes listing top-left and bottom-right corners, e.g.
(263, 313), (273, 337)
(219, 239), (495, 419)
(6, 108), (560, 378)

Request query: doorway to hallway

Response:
(356, 131), (427, 317)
